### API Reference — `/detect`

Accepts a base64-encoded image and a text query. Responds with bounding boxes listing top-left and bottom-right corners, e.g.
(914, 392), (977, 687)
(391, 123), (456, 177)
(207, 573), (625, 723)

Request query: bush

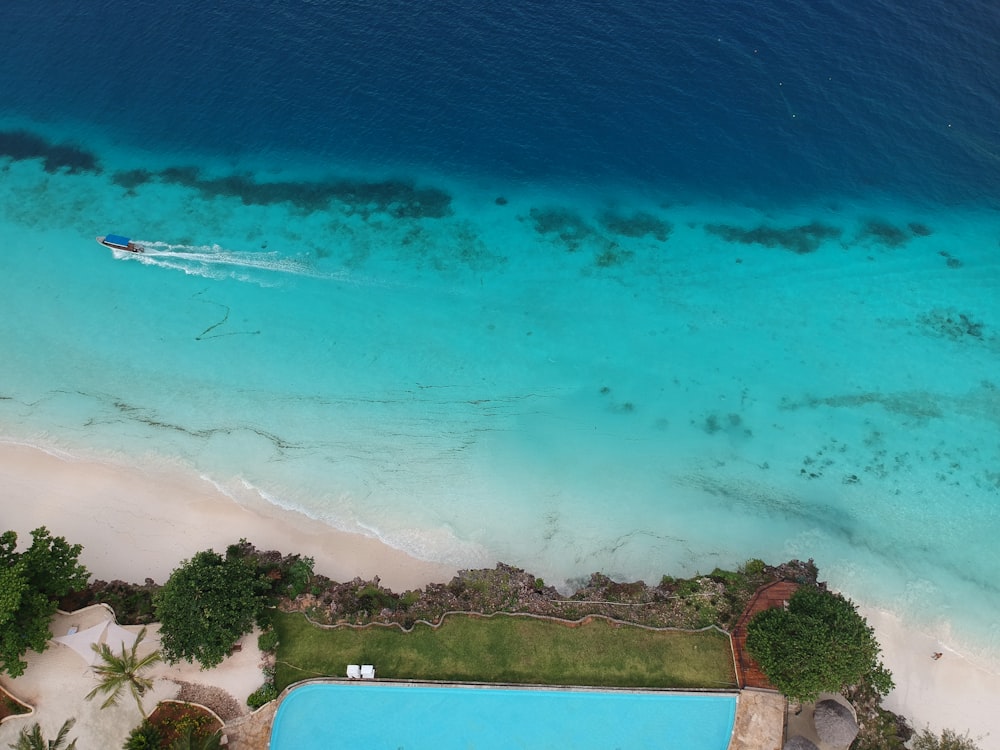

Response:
(356, 585), (399, 613)
(282, 557), (314, 598)
(123, 720), (162, 750)
(247, 681), (278, 710)
(673, 578), (703, 598)
(399, 590), (422, 608)
(740, 559), (766, 576)
(911, 728), (983, 750)
(257, 629), (279, 653)
(746, 586), (893, 702)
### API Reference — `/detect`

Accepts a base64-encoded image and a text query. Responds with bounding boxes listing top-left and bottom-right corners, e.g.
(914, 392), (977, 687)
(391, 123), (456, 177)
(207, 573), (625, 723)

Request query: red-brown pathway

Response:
(731, 580), (800, 689)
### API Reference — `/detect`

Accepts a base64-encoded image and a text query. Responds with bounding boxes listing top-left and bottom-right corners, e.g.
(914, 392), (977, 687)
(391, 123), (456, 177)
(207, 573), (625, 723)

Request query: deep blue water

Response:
(3, 0), (999, 203)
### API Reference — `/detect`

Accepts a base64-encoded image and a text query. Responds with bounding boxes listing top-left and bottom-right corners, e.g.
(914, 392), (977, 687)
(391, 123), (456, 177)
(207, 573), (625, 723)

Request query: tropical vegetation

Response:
(154, 547), (270, 668)
(122, 721), (162, 750)
(7, 718), (78, 750)
(145, 701), (223, 749)
(911, 728), (984, 750)
(165, 727), (224, 750)
(0, 527), (88, 677)
(86, 627), (162, 717)
(2, 524), (984, 750)
(746, 586), (893, 703)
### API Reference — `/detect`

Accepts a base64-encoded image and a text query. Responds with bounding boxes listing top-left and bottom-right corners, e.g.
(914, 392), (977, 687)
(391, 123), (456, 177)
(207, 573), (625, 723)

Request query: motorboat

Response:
(97, 234), (144, 253)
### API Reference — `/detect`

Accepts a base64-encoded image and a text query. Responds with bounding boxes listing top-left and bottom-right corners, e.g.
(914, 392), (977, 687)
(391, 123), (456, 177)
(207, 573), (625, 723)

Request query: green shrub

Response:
(708, 567), (741, 585)
(356, 585), (399, 612)
(674, 578), (703, 598)
(740, 559), (766, 576)
(160, 711), (213, 738)
(399, 590), (421, 608)
(257, 629), (279, 653)
(282, 557), (314, 598)
(911, 728), (983, 750)
(123, 720), (162, 750)
(247, 682), (278, 710)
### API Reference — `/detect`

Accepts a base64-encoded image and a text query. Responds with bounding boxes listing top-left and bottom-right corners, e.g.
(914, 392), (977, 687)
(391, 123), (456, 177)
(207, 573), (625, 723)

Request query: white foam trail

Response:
(113, 241), (396, 288)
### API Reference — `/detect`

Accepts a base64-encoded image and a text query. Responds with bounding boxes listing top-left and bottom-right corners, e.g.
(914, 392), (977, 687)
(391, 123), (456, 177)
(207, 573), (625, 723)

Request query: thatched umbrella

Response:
(783, 736), (820, 750)
(813, 698), (859, 747)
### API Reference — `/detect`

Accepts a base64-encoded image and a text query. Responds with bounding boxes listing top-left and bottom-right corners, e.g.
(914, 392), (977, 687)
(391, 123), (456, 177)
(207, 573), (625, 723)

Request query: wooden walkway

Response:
(731, 581), (800, 689)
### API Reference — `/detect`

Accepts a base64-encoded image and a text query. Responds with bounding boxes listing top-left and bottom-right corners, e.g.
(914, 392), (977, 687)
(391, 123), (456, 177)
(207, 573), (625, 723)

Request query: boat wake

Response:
(115, 241), (357, 286)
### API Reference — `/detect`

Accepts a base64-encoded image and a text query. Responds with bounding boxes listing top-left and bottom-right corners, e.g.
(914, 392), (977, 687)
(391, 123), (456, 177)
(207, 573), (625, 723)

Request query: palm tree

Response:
(167, 727), (224, 750)
(8, 718), (78, 750)
(86, 626), (162, 717)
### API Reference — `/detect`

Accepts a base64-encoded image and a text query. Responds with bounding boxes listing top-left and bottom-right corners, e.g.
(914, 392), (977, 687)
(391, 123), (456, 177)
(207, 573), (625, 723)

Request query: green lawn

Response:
(272, 611), (737, 692)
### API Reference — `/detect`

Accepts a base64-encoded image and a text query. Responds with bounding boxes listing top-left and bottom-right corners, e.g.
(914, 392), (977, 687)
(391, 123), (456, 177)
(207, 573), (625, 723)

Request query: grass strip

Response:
(273, 611), (736, 692)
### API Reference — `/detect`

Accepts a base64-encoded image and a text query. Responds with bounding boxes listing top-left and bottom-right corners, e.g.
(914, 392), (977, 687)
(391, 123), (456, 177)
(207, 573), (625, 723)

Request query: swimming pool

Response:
(270, 682), (738, 749)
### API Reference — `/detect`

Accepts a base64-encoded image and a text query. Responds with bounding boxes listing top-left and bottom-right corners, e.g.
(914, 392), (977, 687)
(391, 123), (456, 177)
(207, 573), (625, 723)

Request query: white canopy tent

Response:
(103, 621), (140, 655)
(52, 620), (109, 666)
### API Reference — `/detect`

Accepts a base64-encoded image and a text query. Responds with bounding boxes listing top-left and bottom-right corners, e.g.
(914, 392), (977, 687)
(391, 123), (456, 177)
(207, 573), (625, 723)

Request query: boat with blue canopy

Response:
(97, 234), (144, 253)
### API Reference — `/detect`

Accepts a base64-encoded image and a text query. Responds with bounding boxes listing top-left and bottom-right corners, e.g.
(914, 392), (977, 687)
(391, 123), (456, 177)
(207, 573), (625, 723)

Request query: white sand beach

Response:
(859, 607), (998, 749)
(0, 441), (456, 591)
(0, 442), (997, 748)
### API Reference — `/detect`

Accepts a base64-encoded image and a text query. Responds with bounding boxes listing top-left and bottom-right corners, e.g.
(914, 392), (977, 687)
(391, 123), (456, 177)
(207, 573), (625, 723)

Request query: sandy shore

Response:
(859, 606), (998, 749)
(1, 442), (997, 748)
(0, 441), (456, 590)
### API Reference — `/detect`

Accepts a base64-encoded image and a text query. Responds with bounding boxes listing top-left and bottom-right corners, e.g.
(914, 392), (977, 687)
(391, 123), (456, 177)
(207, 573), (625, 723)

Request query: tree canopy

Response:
(0, 528), (89, 677)
(745, 586), (893, 703)
(154, 548), (270, 668)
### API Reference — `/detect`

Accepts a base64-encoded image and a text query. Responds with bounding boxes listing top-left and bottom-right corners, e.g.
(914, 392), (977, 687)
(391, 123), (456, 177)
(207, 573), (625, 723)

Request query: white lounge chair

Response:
(347, 664), (361, 679)
(361, 664), (375, 679)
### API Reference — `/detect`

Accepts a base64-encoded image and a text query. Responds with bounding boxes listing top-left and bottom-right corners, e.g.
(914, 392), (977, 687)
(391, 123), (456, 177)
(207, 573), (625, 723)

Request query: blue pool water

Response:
(269, 683), (738, 750)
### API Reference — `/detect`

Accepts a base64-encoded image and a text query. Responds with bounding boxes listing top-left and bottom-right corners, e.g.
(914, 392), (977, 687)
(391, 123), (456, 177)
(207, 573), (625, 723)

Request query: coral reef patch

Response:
(703, 221), (840, 254)
(598, 210), (673, 241)
(917, 308), (984, 340)
(856, 218), (911, 248)
(0, 129), (101, 174)
(528, 206), (597, 251)
(112, 165), (452, 218)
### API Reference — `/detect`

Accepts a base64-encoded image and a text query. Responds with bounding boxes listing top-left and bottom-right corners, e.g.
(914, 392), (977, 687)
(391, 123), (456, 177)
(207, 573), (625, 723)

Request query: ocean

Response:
(1, 0), (998, 664)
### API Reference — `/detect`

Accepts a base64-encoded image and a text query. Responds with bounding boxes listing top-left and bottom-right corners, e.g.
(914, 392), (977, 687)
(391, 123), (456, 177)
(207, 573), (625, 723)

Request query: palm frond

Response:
(50, 719), (77, 750)
(85, 626), (162, 717)
(11, 719), (76, 750)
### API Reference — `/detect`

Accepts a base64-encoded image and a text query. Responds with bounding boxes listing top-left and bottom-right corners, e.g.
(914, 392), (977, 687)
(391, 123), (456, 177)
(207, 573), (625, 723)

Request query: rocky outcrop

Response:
(281, 559), (819, 632)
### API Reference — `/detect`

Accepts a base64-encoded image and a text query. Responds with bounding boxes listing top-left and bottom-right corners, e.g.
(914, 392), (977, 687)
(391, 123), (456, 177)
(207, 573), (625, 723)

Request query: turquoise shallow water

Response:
(2, 0), (999, 668)
(1, 122), (998, 665)
(269, 683), (737, 749)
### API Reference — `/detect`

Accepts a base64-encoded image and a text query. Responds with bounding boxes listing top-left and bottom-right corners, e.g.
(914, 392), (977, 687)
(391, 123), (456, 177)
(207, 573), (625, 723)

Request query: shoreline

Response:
(0, 441), (997, 746)
(0, 441), (456, 591)
(858, 606), (997, 747)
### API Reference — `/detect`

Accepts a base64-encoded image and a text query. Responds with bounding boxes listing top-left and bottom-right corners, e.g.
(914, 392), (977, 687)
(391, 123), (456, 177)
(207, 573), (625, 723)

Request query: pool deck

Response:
(727, 688), (786, 750)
